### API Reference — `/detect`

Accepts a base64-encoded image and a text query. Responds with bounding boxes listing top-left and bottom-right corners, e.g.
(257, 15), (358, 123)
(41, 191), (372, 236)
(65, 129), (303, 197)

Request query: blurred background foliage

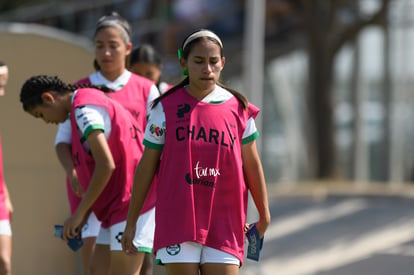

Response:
(1, 0), (410, 185)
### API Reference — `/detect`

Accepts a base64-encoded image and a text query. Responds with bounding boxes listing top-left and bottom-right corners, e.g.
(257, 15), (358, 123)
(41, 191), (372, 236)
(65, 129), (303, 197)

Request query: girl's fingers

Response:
(126, 245), (138, 255)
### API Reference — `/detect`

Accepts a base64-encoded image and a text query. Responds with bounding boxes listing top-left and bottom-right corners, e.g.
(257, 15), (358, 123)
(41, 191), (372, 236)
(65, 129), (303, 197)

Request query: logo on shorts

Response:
(115, 232), (123, 243)
(166, 244), (181, 256)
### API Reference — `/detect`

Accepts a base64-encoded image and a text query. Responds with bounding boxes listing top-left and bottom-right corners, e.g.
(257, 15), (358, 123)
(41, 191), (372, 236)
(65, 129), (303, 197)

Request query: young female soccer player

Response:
(54, 12), (158, 274)
(128, 44), (173, 94)
(20, 75), (153, 274)
(122, 29), (271, 275)
(0, 61), (13, 275)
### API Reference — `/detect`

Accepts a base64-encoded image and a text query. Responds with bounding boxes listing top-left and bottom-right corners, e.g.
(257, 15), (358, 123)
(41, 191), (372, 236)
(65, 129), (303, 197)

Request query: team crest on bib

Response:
(166, 244), (181, 255)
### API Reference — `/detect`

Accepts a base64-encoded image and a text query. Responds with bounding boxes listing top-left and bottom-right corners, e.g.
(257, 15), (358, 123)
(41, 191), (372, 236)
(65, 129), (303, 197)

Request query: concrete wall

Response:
(0, 23), (94, 275)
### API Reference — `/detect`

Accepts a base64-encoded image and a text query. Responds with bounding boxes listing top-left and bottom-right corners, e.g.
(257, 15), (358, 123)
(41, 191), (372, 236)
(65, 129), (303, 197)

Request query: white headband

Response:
(182, 30), (223, 51)
(95, 20), (131, 45)
(0, 65), (8, 75)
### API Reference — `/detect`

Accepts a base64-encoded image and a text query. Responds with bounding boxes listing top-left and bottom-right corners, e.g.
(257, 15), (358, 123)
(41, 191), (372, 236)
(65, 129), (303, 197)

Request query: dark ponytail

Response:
(151, 77), (188, 108)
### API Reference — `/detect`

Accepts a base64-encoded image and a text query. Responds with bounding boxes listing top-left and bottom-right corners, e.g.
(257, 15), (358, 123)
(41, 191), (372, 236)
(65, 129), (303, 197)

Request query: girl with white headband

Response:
(0, 61), (13, 275)
(53, 12), (159, 275)
(122, 29), (271, 275)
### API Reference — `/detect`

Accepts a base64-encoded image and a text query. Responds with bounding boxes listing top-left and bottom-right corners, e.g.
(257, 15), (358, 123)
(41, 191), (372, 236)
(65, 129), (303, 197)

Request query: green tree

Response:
(301, 0), (390, 179)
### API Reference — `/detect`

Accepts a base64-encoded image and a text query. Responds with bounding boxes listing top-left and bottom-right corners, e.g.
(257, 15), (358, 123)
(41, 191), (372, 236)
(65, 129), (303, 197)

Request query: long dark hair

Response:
(129, 44), (162, 68)
(152, 29), (248, 110)
(20, 75), (112, 111)
(129, 44), (164, 89)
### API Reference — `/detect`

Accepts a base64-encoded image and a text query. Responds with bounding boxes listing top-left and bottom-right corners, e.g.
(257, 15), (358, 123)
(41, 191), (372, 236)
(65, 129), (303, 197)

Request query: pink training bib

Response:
(154, 88), (259, 264)
(70, 88), (142, 228)
(0, 135), (9, 221)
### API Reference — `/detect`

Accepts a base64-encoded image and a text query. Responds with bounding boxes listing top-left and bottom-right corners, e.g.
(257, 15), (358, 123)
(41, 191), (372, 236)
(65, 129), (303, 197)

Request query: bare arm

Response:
(55, 142), (74, 176)
(242, 140), (271, 237)
(3, 182), (13, 221)
(64, 130), (115, 238)
(122, 147), (161, 254)
(55, 142), (83, 196)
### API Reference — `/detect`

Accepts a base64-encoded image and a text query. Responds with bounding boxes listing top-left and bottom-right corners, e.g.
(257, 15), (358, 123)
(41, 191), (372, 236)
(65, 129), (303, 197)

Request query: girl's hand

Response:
(255, 218), (270, 238)
(245, 218), (270, 239)
(121, 223), (138, 255)
(244, 223), (250, 235)
(63, 211), (84, 240)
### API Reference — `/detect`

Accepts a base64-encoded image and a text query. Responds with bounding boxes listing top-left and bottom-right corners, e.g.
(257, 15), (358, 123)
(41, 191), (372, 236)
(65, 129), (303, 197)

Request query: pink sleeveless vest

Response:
(70, 88), (141, 228)
(154, 88), (259, 263)
(76, 74), (152, 141)
(66, 75), (157, 215)
(0, 135), (9, 221)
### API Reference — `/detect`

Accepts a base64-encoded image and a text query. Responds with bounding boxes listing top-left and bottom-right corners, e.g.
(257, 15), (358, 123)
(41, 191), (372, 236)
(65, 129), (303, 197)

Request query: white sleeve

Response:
(143, 102), (165, 147)
(54, 119), (72, 145)
(242, 117), (258, 139)
(74, 105), (110, 140)
(146, 84), (161, 116)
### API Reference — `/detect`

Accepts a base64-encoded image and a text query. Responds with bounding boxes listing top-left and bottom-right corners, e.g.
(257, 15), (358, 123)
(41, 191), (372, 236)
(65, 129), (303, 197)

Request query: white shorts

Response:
(81, 212), (101, 239)
(156, 241), (240, 266)
(0, 220), (11, 236)
(96, 207), (155, 252)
